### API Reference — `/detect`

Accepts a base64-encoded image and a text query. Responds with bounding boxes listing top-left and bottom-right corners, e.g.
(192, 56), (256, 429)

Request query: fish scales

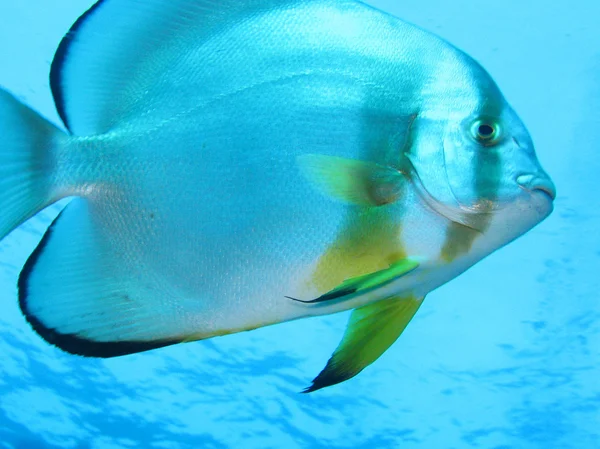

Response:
(0, 0), (555, 391)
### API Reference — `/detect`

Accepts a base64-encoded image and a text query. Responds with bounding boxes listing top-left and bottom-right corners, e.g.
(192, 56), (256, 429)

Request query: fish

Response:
(0, 0), (556, 393)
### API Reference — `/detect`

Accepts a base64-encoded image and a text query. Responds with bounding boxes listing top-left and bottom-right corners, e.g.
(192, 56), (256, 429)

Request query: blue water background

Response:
(0, 1), (598, 448)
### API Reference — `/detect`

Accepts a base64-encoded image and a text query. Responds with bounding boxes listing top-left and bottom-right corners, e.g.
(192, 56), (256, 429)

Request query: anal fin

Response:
(304, 295), (424, 393)
(19, 198), (189, 357)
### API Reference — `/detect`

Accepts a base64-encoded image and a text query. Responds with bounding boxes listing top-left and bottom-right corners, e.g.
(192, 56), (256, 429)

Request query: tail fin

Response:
(0, 88), (64, 240)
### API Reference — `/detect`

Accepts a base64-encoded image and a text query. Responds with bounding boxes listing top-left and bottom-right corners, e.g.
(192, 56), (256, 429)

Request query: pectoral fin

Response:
(289, 258), (419, 304)
(298, 154), (405, 207)
(304, 295), (424, 393)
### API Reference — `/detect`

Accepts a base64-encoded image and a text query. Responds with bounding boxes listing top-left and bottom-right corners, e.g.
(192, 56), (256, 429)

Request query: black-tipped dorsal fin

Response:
(50, 0), (337, 135)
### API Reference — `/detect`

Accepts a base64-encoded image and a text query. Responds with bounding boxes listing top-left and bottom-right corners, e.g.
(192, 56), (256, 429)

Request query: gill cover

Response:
(442, 114), (504, 212)
(406, 109), (523, 228)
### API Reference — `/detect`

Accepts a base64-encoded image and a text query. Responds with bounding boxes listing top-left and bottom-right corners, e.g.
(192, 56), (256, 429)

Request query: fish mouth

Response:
(530, 188), (555, 219)
(515, 174), (556, 218)
(531, 185), (556, 202)
(516, 174), (557, 201)
(402, 159), (485, 231)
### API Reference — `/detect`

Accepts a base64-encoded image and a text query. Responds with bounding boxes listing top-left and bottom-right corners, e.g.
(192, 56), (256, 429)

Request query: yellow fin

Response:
(304, 295), (425, 393)
(291, 258), (419, 303)
(298, 154), (405, 206)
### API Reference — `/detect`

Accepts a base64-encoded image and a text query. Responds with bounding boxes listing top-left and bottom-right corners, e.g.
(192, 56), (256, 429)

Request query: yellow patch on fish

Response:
(440, 222), (481, 262)
(308, 207), (407, 294)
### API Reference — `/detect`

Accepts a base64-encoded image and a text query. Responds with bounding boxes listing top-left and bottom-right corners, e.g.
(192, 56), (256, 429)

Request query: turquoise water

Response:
(0, 1), (598, 448)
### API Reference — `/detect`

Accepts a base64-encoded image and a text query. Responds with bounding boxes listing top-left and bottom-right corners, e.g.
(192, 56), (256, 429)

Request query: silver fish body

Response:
(0, 0), (555, 391)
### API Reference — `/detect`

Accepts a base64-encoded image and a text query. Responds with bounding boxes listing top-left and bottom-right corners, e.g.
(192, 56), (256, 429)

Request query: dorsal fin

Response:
(49, 0), (334, 135)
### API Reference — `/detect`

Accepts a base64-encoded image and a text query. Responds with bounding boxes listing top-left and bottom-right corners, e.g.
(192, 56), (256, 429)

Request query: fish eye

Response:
(470, 119), (501, 145)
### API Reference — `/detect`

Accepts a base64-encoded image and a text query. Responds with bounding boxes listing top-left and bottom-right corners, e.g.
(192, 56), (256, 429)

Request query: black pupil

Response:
(478, 124), (495, 138)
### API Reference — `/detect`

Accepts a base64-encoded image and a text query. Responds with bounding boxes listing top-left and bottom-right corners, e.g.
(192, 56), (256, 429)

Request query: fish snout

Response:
(516, 173), (556, 201)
